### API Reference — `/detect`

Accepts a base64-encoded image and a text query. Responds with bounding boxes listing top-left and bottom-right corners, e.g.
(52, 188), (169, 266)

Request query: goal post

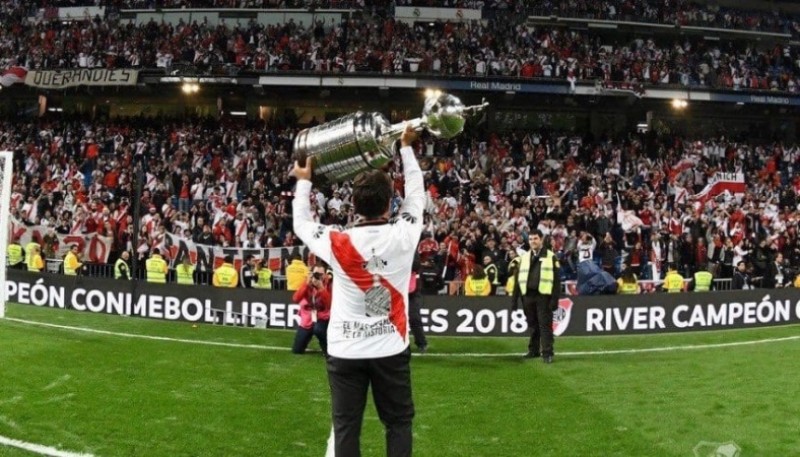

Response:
(0, 150), (13, 318)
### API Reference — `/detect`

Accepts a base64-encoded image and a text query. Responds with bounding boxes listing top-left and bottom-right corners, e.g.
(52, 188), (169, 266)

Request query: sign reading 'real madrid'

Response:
(25, 69), (139, 89)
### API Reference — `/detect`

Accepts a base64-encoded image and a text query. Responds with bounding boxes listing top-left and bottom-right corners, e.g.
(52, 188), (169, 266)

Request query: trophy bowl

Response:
(292, 92), (488, 184)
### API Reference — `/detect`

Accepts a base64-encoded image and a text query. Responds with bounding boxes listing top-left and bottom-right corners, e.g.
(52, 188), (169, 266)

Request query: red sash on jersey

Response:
(330, 232), (407, 341)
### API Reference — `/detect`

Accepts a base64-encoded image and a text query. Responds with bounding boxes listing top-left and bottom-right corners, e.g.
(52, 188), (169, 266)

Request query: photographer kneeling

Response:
(291, 264), (332, 355)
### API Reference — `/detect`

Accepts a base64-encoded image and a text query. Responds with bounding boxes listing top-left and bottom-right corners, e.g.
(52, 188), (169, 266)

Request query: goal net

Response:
(0, 151), (12, 318)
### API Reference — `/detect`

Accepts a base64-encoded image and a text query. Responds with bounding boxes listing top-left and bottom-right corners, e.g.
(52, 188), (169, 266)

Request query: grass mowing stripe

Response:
(5, 317), (799, 358)
(0, 434), (95, 457)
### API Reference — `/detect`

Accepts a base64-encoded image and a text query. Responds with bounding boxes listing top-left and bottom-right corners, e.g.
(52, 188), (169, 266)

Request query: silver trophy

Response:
(293, 93), (489, 184)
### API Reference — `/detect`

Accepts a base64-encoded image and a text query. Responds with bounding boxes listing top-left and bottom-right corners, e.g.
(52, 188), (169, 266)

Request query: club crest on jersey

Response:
(552, 298), (573, 337)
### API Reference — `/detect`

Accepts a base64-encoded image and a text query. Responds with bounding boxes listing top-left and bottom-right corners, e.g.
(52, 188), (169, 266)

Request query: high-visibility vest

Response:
(255, 268), (272, 289)
(664, 271), (684, 293)
(146, 255), (168, 284)
(465, 276), (491, 296)
(619, 281), (639, 294)
(114, 258), (129, 279)
(516, 250), (557, 296)
(25, 242), (40, 269)
(485, 264), (500, 285)
(505, 258), (520, 295)
(7, 243), (23, 266)
(213, 263), (238, 288)
(286, 260), (309, 291)
(694, 271), (712, 291)
(64, 252), (81, 276)
(176, 264), (195, 285)
(28, 254), (44, 273)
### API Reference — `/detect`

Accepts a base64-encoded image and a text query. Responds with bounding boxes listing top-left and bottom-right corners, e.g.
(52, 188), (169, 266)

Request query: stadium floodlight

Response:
(182, 82), (200, 94)
(0, 150), (13, 318)
(671, 99), (688, 109)
(424, 88), (442, 99)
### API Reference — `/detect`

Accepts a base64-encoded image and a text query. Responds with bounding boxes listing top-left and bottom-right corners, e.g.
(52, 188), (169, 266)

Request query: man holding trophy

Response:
(292, 93), (486, 457)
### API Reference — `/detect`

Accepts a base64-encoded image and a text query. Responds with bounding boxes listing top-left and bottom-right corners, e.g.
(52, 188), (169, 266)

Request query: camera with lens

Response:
(312, 272), (323, 280)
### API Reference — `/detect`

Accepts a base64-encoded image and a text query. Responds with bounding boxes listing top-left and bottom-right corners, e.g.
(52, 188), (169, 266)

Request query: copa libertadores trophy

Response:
(293, 93), (489, 184)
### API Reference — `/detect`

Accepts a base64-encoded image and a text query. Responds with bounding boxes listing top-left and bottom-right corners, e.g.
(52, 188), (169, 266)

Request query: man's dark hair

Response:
(530, 228), (545, 238)
(352, 169), (392, 219)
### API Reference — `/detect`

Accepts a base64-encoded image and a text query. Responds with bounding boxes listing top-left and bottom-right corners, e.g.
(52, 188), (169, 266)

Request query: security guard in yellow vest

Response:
(254, 260), (272, 289)
(63, 244), (83, 276)
(24, 241), (40, 271)
(7, 237), (25, 270)
(27, 244), (45, 273)
(511, 230), (560, 363)
(114, 251), (131, 280)
(483, 256), (500, 295)
(662, 264), (685, 293)
(505, 256), (520, 296)
(213, 254), (238, 288)
(617, 268), (640, 294)
(145, 249), (168, 284)
(693, 269), (713, 292)
(465, 265), (492, 296)
(175, 256), (195, 285)
(286, 254), (309, 291)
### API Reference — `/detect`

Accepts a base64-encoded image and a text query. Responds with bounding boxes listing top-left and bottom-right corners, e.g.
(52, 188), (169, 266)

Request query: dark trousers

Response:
(522, 294), (554, 357)
(291, 320), (329, 354)
(327, 348), (414, 457)
(408, 292), (427, 349)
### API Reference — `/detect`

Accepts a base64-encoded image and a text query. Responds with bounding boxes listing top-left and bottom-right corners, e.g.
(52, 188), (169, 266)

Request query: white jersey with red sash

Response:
(293, 146), (425, 359)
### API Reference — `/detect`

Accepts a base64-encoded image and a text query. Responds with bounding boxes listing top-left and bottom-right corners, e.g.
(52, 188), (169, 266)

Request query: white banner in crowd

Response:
(164, 232), (309, 272)
(24, 69), (139, 89)
(8, 219), (113, 263)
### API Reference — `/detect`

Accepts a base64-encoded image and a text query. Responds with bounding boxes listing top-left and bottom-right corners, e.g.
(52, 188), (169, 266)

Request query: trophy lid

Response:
(422, 93), (467, 139)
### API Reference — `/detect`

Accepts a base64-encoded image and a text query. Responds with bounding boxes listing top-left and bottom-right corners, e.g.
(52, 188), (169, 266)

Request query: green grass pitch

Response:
(1, 303), (799, 456)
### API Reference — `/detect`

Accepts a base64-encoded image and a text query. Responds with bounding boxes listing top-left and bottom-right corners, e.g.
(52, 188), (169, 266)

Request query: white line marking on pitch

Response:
(5, 318), (289, 351)
(0, 434), (94, 457)
(4, 317), (799, 357)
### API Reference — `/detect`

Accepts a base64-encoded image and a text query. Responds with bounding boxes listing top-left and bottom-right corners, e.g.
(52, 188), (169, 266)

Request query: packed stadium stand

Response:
(4, 0), (800, 294)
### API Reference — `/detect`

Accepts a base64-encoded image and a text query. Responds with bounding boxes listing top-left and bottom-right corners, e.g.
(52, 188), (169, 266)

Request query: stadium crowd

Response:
(21, 0), (800, 39)
(3, 2), (800, 93)
(4, 112), (800, 293)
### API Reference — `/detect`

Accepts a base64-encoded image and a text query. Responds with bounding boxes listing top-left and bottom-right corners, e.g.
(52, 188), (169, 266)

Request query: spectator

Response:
(732, 260), (753, 290)
(240, 254), (256, 288)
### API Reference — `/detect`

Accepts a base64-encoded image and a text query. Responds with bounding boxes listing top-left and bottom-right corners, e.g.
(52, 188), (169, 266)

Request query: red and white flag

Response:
(0, 66), (27, 87)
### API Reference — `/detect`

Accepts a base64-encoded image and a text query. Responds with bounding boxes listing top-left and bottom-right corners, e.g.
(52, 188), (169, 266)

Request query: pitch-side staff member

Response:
(293, 124), (423, 457)
(511, 229), (561, 364)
